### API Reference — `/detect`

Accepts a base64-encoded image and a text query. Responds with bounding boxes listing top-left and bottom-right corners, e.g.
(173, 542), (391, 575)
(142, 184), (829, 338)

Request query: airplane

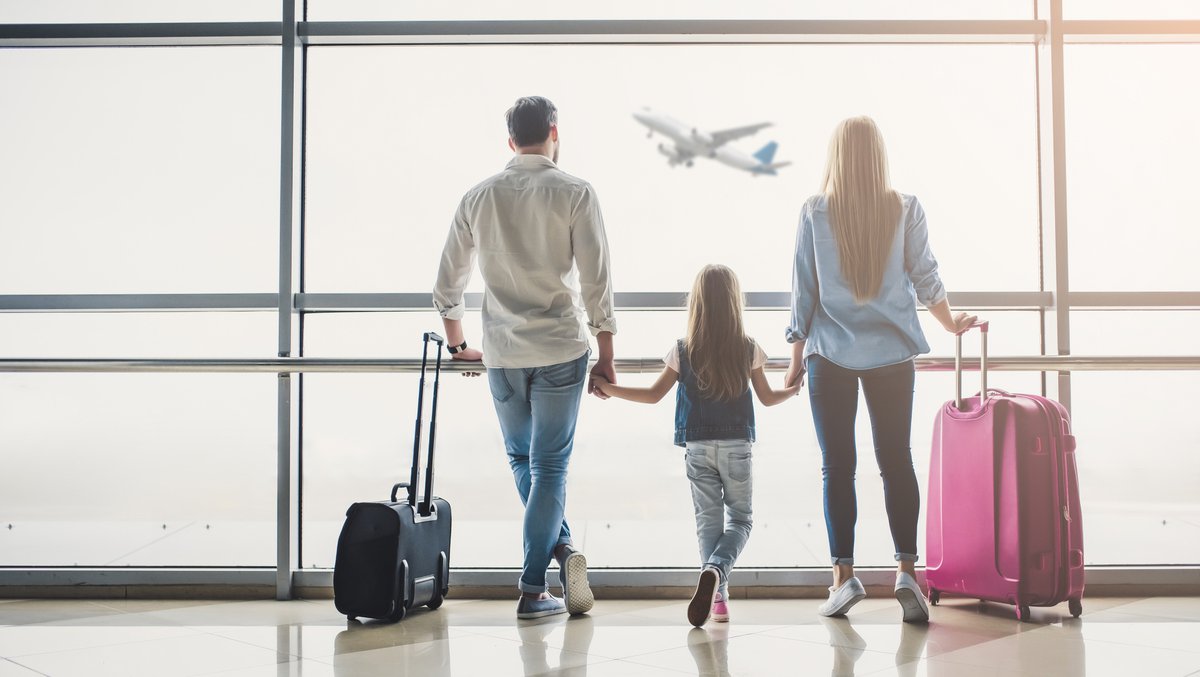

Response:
(632, 108), (792, 176)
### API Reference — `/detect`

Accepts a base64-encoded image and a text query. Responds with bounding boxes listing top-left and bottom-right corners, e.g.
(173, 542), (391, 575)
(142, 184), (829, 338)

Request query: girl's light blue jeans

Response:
(488, 352), (589, 594)
(684, 439), (754, 597)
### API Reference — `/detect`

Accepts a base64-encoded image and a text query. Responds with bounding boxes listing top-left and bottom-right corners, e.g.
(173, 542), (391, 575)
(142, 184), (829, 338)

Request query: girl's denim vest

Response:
(674, 339), (756, 447)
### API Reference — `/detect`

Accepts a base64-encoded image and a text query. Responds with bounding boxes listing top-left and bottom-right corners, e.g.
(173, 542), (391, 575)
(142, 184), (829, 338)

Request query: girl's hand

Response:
(591, 374), (612, 394)
(783, 381), (802, 397)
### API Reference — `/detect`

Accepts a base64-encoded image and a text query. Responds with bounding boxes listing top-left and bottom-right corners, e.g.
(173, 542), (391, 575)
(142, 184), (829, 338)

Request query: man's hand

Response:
(589, 359), (615, 399)
(451, 348), (484, 378)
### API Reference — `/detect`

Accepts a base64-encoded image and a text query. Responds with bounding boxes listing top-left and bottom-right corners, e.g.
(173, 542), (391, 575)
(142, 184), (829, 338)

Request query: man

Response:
(433, 96), (617, 619)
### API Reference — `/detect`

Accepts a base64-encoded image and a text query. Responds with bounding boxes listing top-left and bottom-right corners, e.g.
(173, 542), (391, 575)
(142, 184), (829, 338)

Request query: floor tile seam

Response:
(1060, 634), (1200, 657)
(1115, 609), (1200, 623)
(189, 627), (308, 660)
(296, 626), (493, 660)
(601, 654), (707, 676)
(0, 656), (50, 677)
(477, 621), (793, 655)
(0, 625), (211, 660)
(187, 654), (310, 677)
(748, 630), (934, 663)
(0, 613), (125, 628)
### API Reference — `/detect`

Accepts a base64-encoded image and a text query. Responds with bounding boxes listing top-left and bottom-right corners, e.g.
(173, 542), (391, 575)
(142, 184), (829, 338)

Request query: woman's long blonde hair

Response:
(686, 264), (753, 402)
(822, 116), (902, 303)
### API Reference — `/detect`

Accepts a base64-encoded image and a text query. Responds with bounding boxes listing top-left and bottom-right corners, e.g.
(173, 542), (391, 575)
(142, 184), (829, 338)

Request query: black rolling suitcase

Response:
(333, 331), (453, 622)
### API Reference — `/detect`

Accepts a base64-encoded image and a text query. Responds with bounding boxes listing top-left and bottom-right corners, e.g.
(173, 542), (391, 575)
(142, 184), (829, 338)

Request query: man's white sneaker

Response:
(894, 572), (930, 623)
(818, 576), (867, 617)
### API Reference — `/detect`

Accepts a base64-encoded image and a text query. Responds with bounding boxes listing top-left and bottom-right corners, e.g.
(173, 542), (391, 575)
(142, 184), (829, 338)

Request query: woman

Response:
(784, 116), (976, 623)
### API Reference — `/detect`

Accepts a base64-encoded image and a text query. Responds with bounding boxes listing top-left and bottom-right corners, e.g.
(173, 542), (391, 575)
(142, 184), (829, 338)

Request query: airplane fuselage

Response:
(633, 111), (785, 175)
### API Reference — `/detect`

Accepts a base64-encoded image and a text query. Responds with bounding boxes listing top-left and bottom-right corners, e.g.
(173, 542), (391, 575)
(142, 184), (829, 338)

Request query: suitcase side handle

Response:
(391, 482), (409, 503)
(954, 320), (989, 410)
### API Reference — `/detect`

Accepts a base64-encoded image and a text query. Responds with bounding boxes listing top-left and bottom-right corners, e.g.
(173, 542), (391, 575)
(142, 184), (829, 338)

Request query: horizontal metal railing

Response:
(6, 20), (1200, 48)
(4, 291), (1200, 312)
(1, 356), (1198, 374)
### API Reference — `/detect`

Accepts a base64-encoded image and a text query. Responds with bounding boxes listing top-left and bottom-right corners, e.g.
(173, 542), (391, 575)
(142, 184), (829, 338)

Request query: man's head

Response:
(506, 96), (559, 162)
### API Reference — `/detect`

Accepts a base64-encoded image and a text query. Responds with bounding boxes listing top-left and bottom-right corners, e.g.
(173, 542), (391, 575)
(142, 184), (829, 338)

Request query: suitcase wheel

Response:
(928, 589), (940, 606)
(427, 591), (444, 611)
(1069, 599), (1082, 618)
(1015, 605), (1031, 622)
(387, 605), (407, 623)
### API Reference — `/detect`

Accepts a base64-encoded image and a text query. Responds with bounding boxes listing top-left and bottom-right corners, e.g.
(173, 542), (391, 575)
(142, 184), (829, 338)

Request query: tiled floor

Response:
(1, 595), (1198, 676)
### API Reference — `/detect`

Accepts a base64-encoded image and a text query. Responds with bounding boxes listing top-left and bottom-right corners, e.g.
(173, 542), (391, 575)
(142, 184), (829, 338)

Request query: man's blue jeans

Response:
(807, 354), (920, 566)
(488, 352), (589, 594)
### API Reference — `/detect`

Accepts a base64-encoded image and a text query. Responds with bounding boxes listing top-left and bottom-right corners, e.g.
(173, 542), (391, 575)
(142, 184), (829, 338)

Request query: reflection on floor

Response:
(1, 595), (1199, 676)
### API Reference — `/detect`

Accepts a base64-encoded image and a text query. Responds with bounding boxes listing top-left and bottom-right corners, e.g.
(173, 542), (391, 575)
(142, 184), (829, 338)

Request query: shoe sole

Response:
(711, 614), (729, 623)
(895, 586), (929, 623)
(562, 552), (594, 615)
(517, 605), (567, 620)
(688, 570), (719, 627)
(818, 590), (867, 617)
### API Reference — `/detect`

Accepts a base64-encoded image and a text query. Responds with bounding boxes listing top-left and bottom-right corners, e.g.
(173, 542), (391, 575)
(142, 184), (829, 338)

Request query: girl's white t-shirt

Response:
(663, 338), (769, 373)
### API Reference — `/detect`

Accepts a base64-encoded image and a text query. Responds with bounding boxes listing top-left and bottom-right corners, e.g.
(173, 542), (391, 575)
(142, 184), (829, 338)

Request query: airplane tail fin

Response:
(753, 141), (779, 165)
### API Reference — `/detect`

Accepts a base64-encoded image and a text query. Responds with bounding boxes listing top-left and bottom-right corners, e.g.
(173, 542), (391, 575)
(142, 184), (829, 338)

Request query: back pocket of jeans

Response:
(542, 355), (587, 387)
(727, 451), (753, 482)
(488, 369), (515, 403)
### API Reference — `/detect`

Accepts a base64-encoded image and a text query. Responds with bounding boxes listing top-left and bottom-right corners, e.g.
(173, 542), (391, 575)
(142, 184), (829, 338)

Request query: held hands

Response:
(784, 360), (806, 391)
(589, 359), (615, 399)
(590, 373), (613, 397)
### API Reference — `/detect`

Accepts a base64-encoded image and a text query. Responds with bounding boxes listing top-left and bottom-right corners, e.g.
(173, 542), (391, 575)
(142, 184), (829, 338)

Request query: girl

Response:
(594, 264), (799, 626)
(784, 116), (976, 623)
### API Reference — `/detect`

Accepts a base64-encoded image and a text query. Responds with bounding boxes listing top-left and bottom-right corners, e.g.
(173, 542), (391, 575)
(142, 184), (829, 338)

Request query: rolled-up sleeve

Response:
(570, 184), (617, 336)
(432, 198), (476, 320)
(903, 197), (947, 308)
(786, 203), (818, 343)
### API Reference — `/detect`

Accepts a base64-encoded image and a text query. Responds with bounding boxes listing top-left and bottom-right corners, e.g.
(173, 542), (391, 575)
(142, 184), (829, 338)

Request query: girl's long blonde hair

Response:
(686, 264), (753, 402)
(822, 116), (902, 303)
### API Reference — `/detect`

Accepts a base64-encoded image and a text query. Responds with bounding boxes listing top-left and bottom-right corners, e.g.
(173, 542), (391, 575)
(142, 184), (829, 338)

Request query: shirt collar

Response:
(506, 153), (557, 169)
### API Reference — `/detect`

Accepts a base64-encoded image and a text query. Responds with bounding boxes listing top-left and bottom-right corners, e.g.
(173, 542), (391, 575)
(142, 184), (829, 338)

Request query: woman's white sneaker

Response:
(894, 572), (930, 623)
(818, 577), (867, 617)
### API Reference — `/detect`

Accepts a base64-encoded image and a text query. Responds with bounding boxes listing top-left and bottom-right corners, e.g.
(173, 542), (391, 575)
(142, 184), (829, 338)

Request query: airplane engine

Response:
(690, 128), (713, 146)
(657, 143), (681, 165)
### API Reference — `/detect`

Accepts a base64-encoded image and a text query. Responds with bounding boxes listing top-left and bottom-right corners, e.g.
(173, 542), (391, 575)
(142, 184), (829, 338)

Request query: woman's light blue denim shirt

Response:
(786, 193), (946, 370)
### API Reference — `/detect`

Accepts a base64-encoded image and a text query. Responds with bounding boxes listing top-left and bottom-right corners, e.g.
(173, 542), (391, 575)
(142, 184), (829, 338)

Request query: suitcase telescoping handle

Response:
(954, 320), (990, 410)
(390, 332), (444, 515)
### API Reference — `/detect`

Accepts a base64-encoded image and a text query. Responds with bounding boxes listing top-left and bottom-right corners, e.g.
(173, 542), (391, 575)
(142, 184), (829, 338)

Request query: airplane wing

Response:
(709, 122), (772, 147)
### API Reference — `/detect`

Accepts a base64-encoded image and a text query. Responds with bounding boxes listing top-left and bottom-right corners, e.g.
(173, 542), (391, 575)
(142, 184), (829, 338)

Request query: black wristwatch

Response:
(447, 341), (468, 355)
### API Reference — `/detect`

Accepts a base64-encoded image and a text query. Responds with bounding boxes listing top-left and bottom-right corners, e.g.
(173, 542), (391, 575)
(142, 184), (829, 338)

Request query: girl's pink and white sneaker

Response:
(711, 593), (730, 623)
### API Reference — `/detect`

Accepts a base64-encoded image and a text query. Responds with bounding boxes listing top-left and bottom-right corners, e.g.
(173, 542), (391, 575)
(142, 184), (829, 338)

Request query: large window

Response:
(1064, 45), (1200, 292)
(1, 12), (1197, 576)
(0, 48), (280, 295)
(305, 45), (1039, 295)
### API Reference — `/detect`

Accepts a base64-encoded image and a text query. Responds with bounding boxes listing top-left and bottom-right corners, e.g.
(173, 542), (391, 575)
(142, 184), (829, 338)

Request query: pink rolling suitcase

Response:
(925, 321), (1084, 621)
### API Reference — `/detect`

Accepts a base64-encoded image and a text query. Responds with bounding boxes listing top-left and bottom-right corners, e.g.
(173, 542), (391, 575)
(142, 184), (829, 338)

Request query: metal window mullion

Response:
(1036, 0), (1072, 412)
(276, 0), (298, 602)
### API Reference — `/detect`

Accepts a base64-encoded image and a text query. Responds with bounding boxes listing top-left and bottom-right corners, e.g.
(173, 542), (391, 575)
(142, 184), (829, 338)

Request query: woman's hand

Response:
(945, 312), (979, 334)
